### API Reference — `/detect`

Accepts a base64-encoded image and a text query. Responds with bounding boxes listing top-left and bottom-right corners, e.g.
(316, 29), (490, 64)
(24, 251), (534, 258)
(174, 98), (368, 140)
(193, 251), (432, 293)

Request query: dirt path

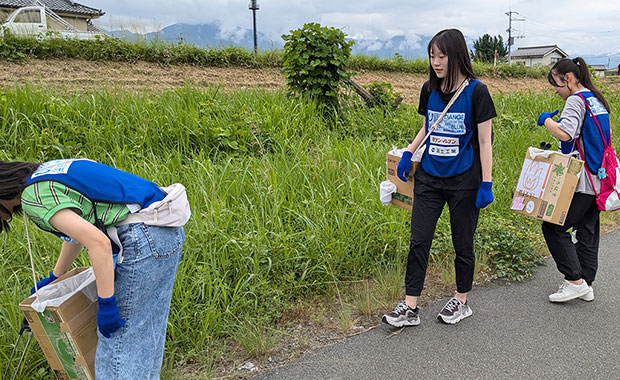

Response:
(0, 59), (560, 104)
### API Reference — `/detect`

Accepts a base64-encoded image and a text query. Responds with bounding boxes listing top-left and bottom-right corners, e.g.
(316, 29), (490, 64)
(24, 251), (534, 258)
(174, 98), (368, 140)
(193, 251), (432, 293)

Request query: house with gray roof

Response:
(589, 64), (607, 77)
(0, 0), (104, 32)
(510, 45), (568, 67)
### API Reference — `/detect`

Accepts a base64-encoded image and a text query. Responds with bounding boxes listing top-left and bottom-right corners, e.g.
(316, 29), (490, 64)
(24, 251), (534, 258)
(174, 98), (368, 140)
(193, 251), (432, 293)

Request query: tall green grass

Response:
(1, 85), (618, 378)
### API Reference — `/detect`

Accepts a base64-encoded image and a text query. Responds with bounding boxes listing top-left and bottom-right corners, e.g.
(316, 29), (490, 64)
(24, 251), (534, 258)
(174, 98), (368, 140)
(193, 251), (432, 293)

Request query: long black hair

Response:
(548, 57), (611, 113)
(0, 161), (40, 233)
(427, 29), (477, 93)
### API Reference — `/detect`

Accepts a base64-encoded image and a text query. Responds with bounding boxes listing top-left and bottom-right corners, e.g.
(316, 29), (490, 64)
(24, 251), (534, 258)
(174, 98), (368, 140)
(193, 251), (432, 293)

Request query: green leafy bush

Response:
(281, 23), (354, 109)
(362, 80), (401, 109)
(475, 216), (545, 281)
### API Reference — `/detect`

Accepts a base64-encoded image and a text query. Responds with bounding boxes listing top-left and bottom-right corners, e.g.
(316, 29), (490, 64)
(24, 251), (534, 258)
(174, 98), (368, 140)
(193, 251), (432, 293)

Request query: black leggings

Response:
(542, 192), (600, 285)
(405, 181), (480, 296)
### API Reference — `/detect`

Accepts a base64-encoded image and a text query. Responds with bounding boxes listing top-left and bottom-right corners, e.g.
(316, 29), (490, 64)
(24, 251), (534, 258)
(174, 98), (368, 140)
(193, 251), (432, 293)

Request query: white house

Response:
(510, 45), (568, 67)
(590, 64), (607, 77)
(0, 0), (104, 32)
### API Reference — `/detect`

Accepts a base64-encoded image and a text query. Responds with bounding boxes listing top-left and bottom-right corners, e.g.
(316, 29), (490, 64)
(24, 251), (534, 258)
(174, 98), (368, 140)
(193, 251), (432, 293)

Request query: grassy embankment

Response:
(0, 34), (548, 78)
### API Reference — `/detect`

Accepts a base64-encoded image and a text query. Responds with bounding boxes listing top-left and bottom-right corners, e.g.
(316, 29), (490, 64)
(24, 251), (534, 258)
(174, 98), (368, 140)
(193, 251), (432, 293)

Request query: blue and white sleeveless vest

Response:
(26, 159), (166, 208)
(575, 92), (610, 175)
(422, 80), (479, 177)
(26, 159), (167, 258)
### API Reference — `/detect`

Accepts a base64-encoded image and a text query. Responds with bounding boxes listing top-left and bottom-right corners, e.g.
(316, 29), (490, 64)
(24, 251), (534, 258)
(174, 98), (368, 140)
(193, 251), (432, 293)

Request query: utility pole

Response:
(248, 0), (259, 54)
(505, 9), (525, 64)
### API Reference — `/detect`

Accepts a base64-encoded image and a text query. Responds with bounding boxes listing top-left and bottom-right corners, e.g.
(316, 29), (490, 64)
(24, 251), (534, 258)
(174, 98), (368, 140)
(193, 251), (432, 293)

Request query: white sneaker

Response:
(579, 286), (594, 301)
(549, 280), (590, 302)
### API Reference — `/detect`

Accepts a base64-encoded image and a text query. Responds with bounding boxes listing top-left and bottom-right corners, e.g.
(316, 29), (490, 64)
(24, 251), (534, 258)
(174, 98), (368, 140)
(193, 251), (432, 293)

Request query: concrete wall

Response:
(512, 51), (566, 67)
(542, 52), (565, 66)
(56, 13), (89, 32)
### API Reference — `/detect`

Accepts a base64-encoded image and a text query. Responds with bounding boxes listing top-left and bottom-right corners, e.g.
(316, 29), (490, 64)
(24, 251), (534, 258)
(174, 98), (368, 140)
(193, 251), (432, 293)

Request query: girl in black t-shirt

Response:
(382, 29), (496, 327)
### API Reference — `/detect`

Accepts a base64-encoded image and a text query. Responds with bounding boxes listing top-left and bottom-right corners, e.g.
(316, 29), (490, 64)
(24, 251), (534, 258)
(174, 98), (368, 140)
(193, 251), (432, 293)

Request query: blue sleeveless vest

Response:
(26, 159), (166, 207)
(422, 80), (479, 177)
(574, 92), (610, 174)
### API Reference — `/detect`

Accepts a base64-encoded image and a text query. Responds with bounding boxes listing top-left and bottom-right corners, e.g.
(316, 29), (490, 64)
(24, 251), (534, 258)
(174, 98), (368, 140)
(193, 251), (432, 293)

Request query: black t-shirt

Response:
(414, 80), (497, 190)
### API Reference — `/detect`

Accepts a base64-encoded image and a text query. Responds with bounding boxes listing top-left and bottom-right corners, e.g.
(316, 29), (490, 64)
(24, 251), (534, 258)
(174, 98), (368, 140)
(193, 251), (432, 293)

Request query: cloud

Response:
(366, 41), (383, 51)
(87, 0), (620, 56)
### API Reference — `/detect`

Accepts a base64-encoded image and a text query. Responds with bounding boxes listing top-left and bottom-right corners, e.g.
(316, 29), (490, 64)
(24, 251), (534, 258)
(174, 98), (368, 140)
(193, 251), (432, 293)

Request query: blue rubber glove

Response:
(537, 110), (559, 126)
(30, 271), (58, 295)
(396, 151), (414, 182)
(97, 295), (126, 338)
(475, 181), (494, 209)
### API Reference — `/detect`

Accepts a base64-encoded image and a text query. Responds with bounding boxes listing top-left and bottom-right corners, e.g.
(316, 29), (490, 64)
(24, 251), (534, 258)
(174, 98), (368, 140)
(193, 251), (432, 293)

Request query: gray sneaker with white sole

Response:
(382, 301), (420, 327)
(437, 297), (472, 324)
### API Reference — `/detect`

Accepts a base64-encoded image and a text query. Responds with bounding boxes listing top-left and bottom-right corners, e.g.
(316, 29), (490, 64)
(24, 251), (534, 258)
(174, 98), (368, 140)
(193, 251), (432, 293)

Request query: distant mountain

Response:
(578, 53), (620, 70)
(108, 22), (479, 60)
(108, 22), (278, 51)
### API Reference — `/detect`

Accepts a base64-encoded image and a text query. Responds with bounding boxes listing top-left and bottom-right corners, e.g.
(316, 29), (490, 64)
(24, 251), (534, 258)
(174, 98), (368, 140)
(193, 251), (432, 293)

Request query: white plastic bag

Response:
(379, 180), (398, 205)
(30, 268), (97, 312)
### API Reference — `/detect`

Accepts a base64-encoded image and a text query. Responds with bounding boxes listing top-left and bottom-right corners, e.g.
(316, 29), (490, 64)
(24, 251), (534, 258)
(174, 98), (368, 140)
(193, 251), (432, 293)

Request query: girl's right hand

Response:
(397, 151), (413, 182)
(30, 271), (58, 294)
(537, 110), (559, 126)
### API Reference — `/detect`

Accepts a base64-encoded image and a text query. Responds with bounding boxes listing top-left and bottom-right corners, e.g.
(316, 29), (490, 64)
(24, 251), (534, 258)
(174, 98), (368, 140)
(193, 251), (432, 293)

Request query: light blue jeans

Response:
(95, 223), (184, 380)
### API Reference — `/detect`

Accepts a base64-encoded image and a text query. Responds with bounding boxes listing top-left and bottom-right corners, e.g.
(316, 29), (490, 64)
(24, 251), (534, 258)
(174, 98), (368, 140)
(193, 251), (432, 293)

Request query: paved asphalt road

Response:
(255, 229), (620, 380)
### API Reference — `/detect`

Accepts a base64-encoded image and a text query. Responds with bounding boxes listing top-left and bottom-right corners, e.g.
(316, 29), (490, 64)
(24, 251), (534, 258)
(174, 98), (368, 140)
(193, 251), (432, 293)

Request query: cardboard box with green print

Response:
(511, 148), (584, 226)
(19, 267), (98, 380)
(386, 147), (421, 211)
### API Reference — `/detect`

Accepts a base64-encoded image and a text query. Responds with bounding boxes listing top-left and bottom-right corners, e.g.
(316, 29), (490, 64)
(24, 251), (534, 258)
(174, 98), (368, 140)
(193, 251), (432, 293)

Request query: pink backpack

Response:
(575, 96), (620, 211)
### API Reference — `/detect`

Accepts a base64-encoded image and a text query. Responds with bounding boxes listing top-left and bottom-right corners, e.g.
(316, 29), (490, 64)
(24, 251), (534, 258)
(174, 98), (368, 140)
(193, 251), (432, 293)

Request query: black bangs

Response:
(428, 35), (447, 56)
(547, 70), (559, 87)
(0, 203), (15, 234)
(12, 204), (22, 216)
(0, 219), (10, 233)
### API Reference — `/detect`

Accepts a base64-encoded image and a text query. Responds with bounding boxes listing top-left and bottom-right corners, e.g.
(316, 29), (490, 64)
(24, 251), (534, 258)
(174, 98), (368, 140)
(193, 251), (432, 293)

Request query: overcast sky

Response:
(86, 0), (620, 58)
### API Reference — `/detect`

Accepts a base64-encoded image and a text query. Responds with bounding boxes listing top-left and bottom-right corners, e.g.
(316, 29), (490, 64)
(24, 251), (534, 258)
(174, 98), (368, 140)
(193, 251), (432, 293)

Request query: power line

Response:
(519, 14), (618, 35)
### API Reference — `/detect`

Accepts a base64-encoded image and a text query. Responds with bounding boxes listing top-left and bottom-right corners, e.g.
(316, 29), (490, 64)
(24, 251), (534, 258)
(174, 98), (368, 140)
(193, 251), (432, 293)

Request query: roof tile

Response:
(0, 0), (103, 16)
(511, 45), (567, 58)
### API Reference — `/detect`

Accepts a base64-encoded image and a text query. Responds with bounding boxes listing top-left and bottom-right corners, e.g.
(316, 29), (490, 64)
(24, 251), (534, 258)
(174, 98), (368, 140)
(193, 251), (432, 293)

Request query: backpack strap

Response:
(573, 93), (608, 196)
(576, 92), (610, 147)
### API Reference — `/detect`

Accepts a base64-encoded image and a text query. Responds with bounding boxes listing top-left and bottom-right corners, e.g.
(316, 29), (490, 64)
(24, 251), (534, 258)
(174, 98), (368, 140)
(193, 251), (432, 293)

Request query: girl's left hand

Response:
(475, 181), (494, 209)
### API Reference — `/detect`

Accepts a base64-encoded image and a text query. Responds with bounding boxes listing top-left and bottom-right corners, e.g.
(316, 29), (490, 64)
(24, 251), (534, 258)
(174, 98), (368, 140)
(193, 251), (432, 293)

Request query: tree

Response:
(471, 34), (508, 63)
(281, 23), (354, 111)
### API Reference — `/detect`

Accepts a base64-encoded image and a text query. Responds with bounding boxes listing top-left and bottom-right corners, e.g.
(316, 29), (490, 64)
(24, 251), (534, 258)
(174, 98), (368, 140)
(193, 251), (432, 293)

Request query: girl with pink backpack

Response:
(537, 57), (613, 303)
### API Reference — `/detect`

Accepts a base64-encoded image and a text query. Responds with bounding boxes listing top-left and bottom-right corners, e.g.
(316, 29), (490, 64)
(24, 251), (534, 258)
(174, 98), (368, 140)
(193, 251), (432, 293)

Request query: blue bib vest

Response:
(25, 159), (166, 207)
(574, 92), (610, 175)
(26, 159), (166, 251)
(422, 80), (479, 177)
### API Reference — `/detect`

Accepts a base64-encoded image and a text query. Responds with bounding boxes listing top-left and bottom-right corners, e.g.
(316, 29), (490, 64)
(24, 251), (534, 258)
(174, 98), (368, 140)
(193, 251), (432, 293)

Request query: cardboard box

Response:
(19, 267), (98, 380)
(511, 148), (584, 226)
(386, 148), (420, 211)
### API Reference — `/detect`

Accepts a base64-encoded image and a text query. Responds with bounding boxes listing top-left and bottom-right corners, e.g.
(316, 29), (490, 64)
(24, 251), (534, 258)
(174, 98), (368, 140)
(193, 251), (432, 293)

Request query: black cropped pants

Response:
(405, 181), (480, 296)
(542, 192), (600, 285)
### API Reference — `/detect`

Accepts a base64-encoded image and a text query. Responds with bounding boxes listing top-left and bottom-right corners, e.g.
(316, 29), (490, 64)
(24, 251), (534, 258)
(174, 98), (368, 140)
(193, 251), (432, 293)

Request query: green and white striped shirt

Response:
(21, 180), (130, 234)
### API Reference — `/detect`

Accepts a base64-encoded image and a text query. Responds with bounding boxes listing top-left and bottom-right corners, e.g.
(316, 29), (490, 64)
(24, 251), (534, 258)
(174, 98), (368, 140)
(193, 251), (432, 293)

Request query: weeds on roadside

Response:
(2, 86), (618, 377)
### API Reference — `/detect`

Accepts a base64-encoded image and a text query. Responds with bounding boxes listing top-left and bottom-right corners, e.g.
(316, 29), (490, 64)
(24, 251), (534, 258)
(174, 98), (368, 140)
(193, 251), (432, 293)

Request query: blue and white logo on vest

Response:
(587, 97), (607, 116)
(427, 111), (466, 135)
(30, 159), (84, 179)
